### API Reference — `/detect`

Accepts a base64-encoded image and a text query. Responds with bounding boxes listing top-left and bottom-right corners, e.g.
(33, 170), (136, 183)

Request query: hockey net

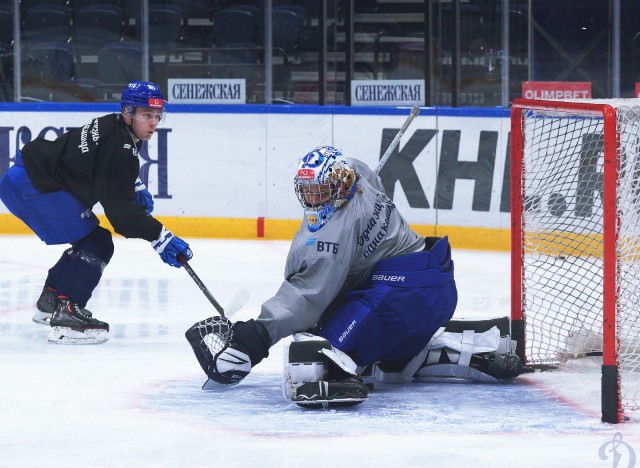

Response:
(510, 98), (640, 423)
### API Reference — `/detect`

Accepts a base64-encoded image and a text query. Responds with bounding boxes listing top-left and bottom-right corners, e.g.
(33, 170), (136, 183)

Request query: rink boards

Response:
(0, 104), (511, 250)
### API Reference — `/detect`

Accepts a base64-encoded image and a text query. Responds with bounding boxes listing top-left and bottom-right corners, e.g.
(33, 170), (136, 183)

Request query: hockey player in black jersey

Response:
(0, 80), (192, 344)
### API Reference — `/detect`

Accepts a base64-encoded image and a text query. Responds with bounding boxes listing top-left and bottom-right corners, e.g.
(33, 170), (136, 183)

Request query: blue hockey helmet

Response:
(121, 80), (164, 111)
(294, 146), (357, 232)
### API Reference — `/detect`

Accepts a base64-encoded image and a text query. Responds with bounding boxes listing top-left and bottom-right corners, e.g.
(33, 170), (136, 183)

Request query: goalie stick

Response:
(373, 105), (420, 175)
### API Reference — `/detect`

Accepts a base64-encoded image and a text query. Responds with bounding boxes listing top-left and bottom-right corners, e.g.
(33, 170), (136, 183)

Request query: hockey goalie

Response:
(186, 146), (522, 407)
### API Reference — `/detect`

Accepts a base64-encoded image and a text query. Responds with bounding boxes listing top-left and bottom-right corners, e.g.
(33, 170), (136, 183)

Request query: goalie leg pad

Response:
(283, 333), (368, 408)
(413, 317), (523, 382)
(370, 317), (523, 383)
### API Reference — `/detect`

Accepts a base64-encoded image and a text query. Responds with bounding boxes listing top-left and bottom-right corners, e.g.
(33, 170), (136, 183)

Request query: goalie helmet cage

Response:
(510, 98), (640, 424)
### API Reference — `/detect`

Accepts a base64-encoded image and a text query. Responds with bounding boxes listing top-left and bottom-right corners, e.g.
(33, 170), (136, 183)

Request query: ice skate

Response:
(33, 287), (57, 325)
(470, 352), (523, 380)
(292, 377), (369, 408)
(33, 287), (93, 326)
(48, 298), (109, 345)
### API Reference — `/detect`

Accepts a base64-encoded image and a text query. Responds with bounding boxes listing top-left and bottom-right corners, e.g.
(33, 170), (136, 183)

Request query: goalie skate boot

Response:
(470, 352), (523, 380)
(48, 298), (109, 345)
(293, 377), (369, 409)
(33, 287), (94, 326)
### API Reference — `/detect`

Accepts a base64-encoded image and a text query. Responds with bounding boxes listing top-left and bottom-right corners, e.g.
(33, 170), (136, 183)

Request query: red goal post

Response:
(510, 98), (640, 424)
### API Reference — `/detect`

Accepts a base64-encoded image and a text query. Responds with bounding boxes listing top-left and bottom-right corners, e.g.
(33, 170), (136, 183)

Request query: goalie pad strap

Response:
(459, 329), (475, 368)
(398, 327), (444, 382)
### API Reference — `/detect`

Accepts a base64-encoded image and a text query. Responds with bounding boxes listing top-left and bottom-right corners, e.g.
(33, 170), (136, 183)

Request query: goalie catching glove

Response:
(185, 318), (270, 386)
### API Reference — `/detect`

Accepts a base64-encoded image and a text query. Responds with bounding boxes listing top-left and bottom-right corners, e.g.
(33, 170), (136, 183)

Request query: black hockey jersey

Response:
(21, 113), (163, 242)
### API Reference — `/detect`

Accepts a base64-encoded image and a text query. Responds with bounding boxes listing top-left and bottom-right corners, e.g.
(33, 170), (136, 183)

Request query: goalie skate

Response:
(283, 335), (369, 408)
(292, 378), (369, 409)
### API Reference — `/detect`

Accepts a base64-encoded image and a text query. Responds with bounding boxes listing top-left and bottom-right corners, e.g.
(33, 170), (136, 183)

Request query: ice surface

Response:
(1, 235), (639, 467)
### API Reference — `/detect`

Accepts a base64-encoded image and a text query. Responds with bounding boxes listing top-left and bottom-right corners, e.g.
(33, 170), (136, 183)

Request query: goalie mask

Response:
(294, 146), (357, 232)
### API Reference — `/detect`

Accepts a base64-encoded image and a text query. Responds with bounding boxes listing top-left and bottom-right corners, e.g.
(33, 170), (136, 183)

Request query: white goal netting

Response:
(516, 99), (640, 414)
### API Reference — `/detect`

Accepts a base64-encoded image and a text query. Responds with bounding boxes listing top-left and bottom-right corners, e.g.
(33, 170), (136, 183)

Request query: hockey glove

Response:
(152, 227), (192, 267)
(134, 177), (154, 214)
(208, 320), (271, 385)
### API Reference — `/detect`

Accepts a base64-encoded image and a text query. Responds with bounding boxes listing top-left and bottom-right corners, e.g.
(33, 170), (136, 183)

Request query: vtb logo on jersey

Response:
(306, 238), (340, 254)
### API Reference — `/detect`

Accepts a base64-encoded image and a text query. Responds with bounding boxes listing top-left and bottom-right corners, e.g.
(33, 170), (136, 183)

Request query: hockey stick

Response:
(179, 255), (253, 390)
(223, 288), (250, 318)
(177, 254), (249, 317)
(373, 105), (421, 175)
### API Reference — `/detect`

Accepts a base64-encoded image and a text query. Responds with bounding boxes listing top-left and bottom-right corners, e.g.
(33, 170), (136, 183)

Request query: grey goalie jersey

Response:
(257, 158), (425, 346)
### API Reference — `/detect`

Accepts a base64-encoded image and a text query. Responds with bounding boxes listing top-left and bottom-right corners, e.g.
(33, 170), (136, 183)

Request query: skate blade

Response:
(32, 311), (51, 326)
(201, 379), (240, 391)
(48, 326), (109, 345)
(293, 397), (366, 409)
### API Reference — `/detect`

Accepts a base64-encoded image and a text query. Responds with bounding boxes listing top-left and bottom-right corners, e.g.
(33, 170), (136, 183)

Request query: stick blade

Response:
(202, 378), (241, 391)
(224, 289), (250, 317)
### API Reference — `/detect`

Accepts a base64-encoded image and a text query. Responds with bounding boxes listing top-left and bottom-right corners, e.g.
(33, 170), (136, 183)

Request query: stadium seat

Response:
(98, 42), (142, 85)
(262, 9), (301, 53)
(23, 4), (72, 44)
(212, 8), (256, 47)
(74, 5), (124, 52)
(26, 41), (75, 82)
(21, 0), (67, 9)
(209, 42), (261, 65)
(73, 0), (118, 12)
(137, 4), (183, 53)
(171, 0), (212, 19)
(274, 4), (305, 27)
